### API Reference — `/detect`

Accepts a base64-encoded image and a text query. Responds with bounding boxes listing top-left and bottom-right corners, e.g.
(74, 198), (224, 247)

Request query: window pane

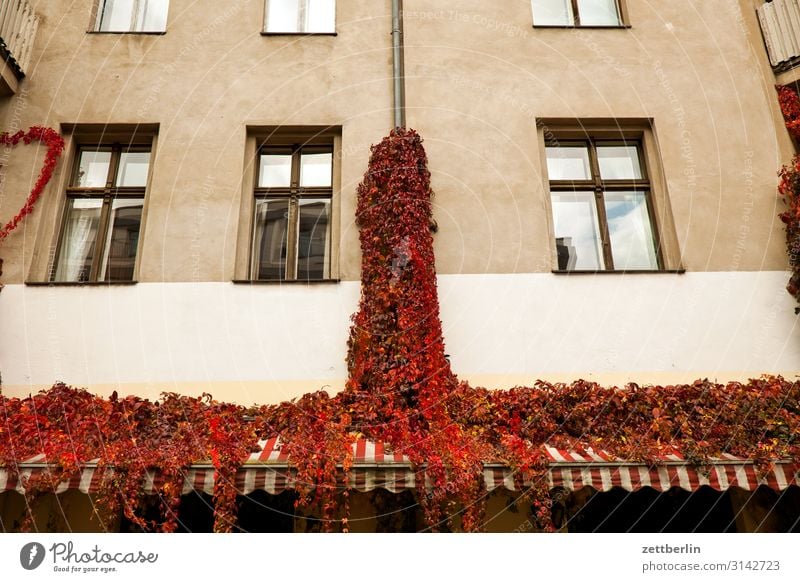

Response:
(97, 0), (135, 31)
(99, 199), (143, 281)
(577, 0), (621, 26)
(138, 0), (169, 32)
(97, 0), (168, 32)
(266, 0), (335, 33)
(551, 192), (604, 270)
(75, 150), (111, 187)
(300, 152), (332, 187)
(266, 0), (300, 32)
(259, 154), (293, 187)
(531, 0), (574, 25)
(546, 146), (591, 180)
(296, 199), (330, 279)
(253, 199), (290, 280)
(597, 145), (643, 179)
(54, 199), (103, 282)
(605, 191), (658, 270)
(116, 151), (151, 187)
(306, 0), (336, 33)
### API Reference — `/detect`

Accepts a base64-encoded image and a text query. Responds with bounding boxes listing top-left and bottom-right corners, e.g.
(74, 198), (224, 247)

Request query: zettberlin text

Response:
(642, 544), (701, 554)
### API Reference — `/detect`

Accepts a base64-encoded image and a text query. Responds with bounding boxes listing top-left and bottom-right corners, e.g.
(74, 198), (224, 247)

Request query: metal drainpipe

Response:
(391, 0), (406, 128)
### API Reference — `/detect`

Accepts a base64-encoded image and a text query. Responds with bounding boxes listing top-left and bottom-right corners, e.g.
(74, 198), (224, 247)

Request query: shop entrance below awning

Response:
(2, 439), (799, 533)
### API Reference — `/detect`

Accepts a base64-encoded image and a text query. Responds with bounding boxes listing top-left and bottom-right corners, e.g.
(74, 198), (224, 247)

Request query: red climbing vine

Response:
(778, 156), (800, 310)
(778, 85), (800, 140)
(341, 128), (489, 529)
(776, 86), (800, 310)
(0, 127), (64, 242)
(2, 377), (799, 532)
(1, 128), (799, 533)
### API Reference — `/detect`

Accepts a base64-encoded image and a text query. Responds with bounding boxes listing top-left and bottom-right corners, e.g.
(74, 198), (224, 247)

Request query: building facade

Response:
(1, 0), (796, 406)
(0, 0), (798, 534)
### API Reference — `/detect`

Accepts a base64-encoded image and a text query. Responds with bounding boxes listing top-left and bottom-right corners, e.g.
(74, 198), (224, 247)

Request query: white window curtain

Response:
(252, 199), (290, 279)
(54, 201), (102, 282)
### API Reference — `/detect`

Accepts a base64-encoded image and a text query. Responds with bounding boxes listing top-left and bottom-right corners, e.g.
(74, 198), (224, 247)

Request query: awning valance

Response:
(2, 439), (798, 497)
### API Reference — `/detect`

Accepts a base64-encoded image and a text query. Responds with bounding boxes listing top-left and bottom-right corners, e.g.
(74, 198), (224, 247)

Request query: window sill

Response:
(86, 31), (167, 35)
(232, 279), (340, 285)
(552, 270), (685, 275)
(261, 32), (337, 36)
(25, 281), (139, 287)
(532, 24), (631, 29)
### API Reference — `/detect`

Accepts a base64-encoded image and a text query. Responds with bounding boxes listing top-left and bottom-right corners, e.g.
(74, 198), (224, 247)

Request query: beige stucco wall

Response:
(0, 0), (394, 284)
(0, 0), (794, 284)
(406, 0), (792, 274)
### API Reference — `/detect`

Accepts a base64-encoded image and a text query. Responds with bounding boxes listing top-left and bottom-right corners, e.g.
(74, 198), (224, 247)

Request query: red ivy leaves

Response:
(778, 157), (800, 307)
(778, 85), (800, 140)
(204, 402), (257, 532)
(0, 127), (65, 242)
(2, 377), (798, 532)
(346, 128), (454, 424)
(0, 386), (259, 533)
(250, 391), (355, 532)
(342, 128), (490, 530)
(776, 86), (800, 309)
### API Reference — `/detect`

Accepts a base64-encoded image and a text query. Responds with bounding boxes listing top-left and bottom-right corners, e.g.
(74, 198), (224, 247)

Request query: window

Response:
(95, 0), (169, 33)
(264, 0), (336, 33)
(251, 141), (334, 280)
(544, 133), (662, 271)
(531, 0), (623, 27)
(52, 143), (151, 282)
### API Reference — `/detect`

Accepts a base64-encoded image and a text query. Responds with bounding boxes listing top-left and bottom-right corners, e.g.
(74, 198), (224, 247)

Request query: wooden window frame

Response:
(234, 126), (341, 284)
(548, 137), (661, 271)
(532, 0), (630, 29)
(50, 143), (150, 283)
(249, 137), (336, 282)
(536, 117), (686, 276)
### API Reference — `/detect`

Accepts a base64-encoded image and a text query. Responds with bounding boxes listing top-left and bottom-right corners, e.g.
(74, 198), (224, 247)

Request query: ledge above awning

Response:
(2, 439), (798, 497)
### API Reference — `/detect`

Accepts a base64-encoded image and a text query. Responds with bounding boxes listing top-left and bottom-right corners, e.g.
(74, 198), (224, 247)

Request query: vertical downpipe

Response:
(391, 0), (406, 129)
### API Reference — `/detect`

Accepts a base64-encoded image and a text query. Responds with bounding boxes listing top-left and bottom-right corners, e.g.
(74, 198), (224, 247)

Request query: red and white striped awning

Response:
(2, 440), (798, 496)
